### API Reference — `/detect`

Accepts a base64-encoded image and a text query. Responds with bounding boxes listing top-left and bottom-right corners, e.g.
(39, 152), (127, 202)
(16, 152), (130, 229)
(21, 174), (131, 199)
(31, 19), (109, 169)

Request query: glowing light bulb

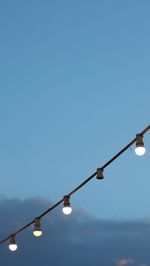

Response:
(63, 206), (72, 215)
(33, 229), (42, 237)
(9, 243), (17, 251)
(135, 134), (146, 156)
(135, 146), (146, 156)
(33, 218), (42, 237)
(63, 195), (72, 215)
(9, 235), (17, 252)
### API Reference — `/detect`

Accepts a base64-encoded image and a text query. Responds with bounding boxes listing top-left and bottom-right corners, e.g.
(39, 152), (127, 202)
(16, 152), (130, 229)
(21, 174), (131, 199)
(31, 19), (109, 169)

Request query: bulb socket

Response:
(136, 134), (144, 147)
(9, 235), (16, 245)
(63, 195), (70, 207)
(96, 168), (104, 180)
(34, 217), (41, 227)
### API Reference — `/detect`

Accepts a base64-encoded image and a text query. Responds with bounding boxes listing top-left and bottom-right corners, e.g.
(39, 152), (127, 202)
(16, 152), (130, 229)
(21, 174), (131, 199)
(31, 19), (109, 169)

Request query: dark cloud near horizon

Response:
(0, 197), (150, 266)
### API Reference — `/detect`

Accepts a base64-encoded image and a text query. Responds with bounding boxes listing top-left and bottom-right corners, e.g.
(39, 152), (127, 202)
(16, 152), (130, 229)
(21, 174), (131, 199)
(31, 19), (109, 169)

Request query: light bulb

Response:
(135, 134), (146, 156)
(9, 243), (18, 251)
(63, 206), (72, 215)
(9, 235), (17, 252)
(33, 229), (42, 237)
(135, 146), (146, 156)
(33, 218), (42, 237)
(63, 195), (72, 215)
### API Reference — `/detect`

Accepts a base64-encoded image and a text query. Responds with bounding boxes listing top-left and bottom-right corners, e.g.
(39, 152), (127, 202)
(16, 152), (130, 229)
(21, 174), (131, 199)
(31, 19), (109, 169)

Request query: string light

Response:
(33, 218), (42, 237)
(0, 125), (149, 251)
(135, 134), (146, 156)
(62, 195), (72, 215)
(8, 235), (17, 252)
(96, 168), (104, 180)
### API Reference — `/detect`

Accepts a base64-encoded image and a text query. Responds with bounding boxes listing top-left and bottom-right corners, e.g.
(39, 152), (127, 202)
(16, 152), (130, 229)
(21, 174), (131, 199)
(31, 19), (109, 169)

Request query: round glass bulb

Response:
(63, 206), (72, 215)
(9, 243), (17, 251)
(135, 146), (146, 156)
(33, 230), (42, 237)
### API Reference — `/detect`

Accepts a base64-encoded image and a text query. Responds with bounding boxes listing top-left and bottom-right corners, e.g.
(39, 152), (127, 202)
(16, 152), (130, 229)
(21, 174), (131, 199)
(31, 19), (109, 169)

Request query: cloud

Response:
(114, 258), (134, 266)
(0, 197), (150, 266)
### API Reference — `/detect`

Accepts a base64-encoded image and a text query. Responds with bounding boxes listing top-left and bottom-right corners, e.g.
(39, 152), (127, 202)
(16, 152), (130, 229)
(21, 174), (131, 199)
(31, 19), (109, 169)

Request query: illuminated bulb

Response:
(9, 235), (17, 252)
(135, 146), (146, 156)
(63, 195), (72, 215)
(63, 206), (72, 215)
(33, 218), (42, 237)
(135, 134), (146, 156)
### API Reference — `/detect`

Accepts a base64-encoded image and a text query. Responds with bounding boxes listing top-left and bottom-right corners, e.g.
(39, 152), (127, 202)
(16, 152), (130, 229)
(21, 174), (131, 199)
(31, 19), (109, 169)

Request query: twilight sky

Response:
(0, 0), (150, 219)
(1, 197), (150, 266)
(0, 1), (150, 260)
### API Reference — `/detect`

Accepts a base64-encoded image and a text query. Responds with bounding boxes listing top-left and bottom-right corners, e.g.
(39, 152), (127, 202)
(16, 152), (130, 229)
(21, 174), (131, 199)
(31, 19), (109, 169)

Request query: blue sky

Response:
(0, 0), (150, 220)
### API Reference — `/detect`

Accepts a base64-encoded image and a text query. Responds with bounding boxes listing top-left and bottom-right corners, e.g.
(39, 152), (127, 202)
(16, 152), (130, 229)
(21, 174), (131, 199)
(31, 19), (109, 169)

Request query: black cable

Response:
(0, 125), (149, 246)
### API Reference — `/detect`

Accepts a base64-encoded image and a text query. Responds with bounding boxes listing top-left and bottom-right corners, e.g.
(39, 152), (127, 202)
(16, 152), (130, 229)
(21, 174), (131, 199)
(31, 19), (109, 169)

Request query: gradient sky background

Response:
(0, 0), (150, 222)
(1, 1), (150, 265)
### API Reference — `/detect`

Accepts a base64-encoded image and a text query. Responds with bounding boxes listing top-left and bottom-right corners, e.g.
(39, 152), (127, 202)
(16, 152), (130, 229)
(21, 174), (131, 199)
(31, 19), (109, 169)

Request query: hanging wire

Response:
(0, 125), (150, 247)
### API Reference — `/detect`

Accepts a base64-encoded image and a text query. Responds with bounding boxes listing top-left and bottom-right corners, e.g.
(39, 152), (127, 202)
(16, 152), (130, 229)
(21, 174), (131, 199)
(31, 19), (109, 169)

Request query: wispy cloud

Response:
(114, 258), (134, 266)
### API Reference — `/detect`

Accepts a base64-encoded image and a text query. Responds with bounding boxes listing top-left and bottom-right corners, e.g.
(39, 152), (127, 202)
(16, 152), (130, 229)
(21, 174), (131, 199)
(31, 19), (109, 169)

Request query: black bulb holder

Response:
(96, 168), (104, 180)
(63, 195), (71, 207)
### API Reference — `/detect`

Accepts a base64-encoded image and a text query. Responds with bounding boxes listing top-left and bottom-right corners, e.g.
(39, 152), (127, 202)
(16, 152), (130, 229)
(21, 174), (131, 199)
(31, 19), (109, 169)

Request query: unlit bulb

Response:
(96, 168), (104, 180)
